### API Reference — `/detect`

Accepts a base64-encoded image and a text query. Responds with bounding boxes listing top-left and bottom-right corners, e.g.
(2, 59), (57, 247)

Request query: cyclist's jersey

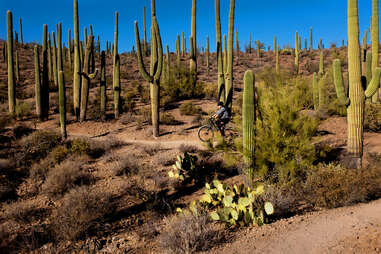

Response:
(216, 107), (229, 120)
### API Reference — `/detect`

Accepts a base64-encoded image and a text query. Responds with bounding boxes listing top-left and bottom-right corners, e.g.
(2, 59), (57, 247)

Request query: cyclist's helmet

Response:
(217, 101), (224, 107)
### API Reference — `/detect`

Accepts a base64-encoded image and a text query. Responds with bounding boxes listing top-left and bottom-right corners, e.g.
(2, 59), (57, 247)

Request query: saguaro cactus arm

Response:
(152, 18), (163, 81)
(332, 59), (350, 106)
(365, 67), (381, 98)
(135, 21), (153, 83)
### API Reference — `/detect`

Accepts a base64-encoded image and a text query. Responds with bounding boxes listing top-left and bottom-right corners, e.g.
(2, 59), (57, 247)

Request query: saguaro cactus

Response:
(273, 36), (276, 53)
(189, 0), (197, 77)
(242, 70), (255, 169)
(333, 0), (381, 168)
(79, 35), (98, 122)
(7, 11), (15, 115)
(371, 0), (379, 103)
(215, 0), (225, 103)
(319, 50), (324, 78)
(312, 72), (319, 110)
(225, 0), (235, 110)
(275, 45), (280, 74)
(57, 23), (67, 138)
(68, 29), (72, 69)
(19, 18), (23, 45)
(113, 12), (120, 119)
(15, 50), (19, 82)
(34, 46), (42, 119)
(41, 25), (50, 120)
(176, 34), (181, 67)
(52, 32), (58, 87)
(310, 27), (313, 51)
(295, 31), (299, 73)
(73, 0), (82, 120)
(182, 31), (185, 56)
(206, 36), (210, 73)
(100, 51), (106, 120)
(135, 0), (163, 137)
(256, 40), (260, 57)
(248, 32), (252, 54)
(143, 6), (148, 56)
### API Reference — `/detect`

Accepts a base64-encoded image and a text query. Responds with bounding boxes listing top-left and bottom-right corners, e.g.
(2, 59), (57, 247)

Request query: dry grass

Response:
(52, 186), (113, 241)
(108, 154), (141, 176)
(2, 199), (45, 224)
(159, 209), (223, 254)
(41, 158), (94, 198)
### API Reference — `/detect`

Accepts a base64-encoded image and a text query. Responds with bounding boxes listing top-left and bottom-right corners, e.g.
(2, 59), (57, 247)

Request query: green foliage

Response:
(70, 138), (90, 156)
(168, 152), (198, 182)
(198, 180), (273, 227)
(254, 77), (319, 183)
(15, 100), (32, 119)
(179, 102), (204, 116)
(364, 103), (381, 132)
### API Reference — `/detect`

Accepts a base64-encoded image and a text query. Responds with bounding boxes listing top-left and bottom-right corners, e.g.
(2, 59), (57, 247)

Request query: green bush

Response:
(15, 100), (32, 119)
(70, 138), (91, 156)
(253, 75), (319, 183)
(179, 102), (204, 116)
(364, 103), (381, 132)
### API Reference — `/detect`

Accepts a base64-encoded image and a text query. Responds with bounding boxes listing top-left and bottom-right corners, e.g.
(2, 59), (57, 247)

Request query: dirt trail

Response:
(205, 199), (381, 254)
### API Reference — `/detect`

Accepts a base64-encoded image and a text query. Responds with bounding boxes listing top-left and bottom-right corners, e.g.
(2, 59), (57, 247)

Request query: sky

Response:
(0, 0), (377, 53)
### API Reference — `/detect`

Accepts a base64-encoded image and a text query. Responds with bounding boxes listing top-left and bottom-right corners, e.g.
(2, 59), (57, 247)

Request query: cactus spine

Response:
(135, 0), (163, 137)
(34, 46), (42, 119)
(333, 0), (381, 168)
(225, 0), (235, 110)
(242, 70), (255, 168)
(371, 0), (379, 103)
(113, 12), (120, 119)
(100, 51), (106, 120)
(73, 0), (81, 120)
(215, 0), (225, 103)
(7, 11), (15, 115)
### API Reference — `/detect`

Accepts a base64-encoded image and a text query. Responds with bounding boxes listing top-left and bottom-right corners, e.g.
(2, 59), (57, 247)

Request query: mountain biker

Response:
(212, 102), (230, 136)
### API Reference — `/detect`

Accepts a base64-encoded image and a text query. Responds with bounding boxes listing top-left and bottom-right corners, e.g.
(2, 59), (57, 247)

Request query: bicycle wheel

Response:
(198, 125), (214, 142)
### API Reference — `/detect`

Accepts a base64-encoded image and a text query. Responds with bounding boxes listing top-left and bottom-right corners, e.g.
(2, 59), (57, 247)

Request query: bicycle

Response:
(198, 117), (237, 142)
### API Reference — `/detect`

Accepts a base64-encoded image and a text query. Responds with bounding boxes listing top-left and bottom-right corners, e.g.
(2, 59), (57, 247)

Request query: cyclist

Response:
(212, 102), (230, 136)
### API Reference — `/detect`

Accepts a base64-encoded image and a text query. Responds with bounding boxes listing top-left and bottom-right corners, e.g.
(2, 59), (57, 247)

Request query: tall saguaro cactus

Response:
(73, 0), (82, 120)
(225, 0), (235, 110)
(215, 0), (225, 103)
(310, 27), (313, 51)
(100, 51), (106, 120)
(189, 0), (197, 77)
(68, 29), (72, 69)
(176, 34), (181, 67)
(41, 25), (50, 120)
(19, 18), (23, 45)
(143, 6), (148, 56)
(113, 12), (120, 119)
(242, 70), (256, 169)
(206, 36), (210, 74)
(371, 0), (379, 103)
(57, 23), (67, 139)
(295, 31), (299, 73)
(79, 35), (98, 122)
(7, 11), (15, 115)
(333, 0), (381, 168)
(275, 45), (280, 74)
(34, 46), (42, 119)
(135, 0), (163, 137)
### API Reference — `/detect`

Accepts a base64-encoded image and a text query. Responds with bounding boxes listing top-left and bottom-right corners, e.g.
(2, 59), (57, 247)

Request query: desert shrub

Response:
(141, 143), (162, 156)
(3, 200), (45, 223)
(160, 112), (181, 125)
(364, 103), (381, 132)
(160, 209), (221, 254)
(53, 186), (113, 241)
(70, 138), (90, 156)
(50, 145), (69, 164)
(20, 131), (61, 164)
(15, 100), (32, 119)
(121, 89), (137, 113)
(12, 124), (33, 139)
(203, 82), (218, 100)
(179, 102), (203, 116)
(30, 156), (56, 182)
(253, 76), (319, 183)
(138, 107), (152, 124)
(41, 158), (93, 198)
(179, 144), (199, 153)
(303, 163), (381, 208)
(109, 154), (140, 176)
(156, 153), (175, 166)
